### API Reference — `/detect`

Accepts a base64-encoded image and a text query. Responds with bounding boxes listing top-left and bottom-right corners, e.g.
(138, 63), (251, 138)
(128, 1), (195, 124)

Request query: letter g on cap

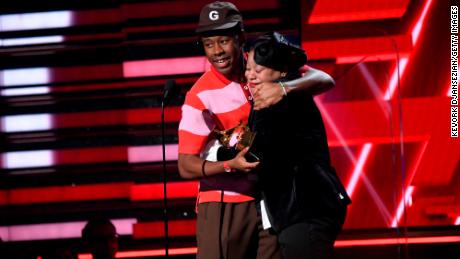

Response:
(209, 10), (219, 20)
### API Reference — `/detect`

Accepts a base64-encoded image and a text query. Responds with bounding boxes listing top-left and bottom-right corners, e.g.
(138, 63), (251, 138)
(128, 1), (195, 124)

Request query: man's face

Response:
(201, 34), (241, 79)
(87, 224), (118, 259)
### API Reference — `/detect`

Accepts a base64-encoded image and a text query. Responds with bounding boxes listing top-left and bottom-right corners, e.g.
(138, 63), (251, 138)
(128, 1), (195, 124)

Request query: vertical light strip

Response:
(455, 216), (460, 226)
(447, 74), (458, 97)
(446, 81), (453, 97)
(391, 185), (415, 227)
(411, 0), (434, 45)
(383, 0), (434, 100)
(346, 143), (373, 198)
(383, 58), (408, 100)
(446, 82), (451, 97)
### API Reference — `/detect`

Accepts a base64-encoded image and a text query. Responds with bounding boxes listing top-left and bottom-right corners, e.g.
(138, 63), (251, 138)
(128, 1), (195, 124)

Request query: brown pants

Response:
(196, 201), (282, 259)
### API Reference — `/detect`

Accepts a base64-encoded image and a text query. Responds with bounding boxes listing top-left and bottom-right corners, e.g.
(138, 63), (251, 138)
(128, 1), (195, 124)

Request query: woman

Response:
(244, 32), (351, 259)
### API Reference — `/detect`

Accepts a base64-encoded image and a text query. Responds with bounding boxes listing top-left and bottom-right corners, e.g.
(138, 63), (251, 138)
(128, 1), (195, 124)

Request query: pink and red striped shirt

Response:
(178, 66), (255, 203)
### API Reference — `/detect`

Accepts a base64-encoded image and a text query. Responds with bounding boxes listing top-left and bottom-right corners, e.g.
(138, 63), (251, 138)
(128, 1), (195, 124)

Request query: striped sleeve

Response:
(178, 91), (215, 154)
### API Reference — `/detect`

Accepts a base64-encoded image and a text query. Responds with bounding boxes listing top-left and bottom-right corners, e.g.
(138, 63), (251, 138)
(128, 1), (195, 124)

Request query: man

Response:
(82, 218), (118, 259)
(177, 2), (334, 258)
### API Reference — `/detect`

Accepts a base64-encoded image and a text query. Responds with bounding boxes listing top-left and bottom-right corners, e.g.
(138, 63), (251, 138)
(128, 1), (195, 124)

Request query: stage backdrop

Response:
(0, 0), (458, 257)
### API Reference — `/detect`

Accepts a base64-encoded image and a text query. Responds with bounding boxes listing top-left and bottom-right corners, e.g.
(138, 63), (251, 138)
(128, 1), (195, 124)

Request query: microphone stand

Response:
(161, 95), (169, 258)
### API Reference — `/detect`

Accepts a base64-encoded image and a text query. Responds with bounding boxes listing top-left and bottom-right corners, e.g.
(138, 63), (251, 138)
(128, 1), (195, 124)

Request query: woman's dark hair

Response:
(249, 32), (307, 73)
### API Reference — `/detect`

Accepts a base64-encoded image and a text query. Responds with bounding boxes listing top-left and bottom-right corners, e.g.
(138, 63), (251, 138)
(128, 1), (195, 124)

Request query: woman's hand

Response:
(252, 82), (285, 110)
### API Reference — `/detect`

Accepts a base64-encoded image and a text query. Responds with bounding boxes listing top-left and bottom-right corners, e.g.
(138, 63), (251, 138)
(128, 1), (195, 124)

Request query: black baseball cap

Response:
(196, 1), (244, 35)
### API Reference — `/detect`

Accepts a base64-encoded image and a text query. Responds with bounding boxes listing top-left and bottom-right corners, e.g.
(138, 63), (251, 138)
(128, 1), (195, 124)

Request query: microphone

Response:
(162, 79), (180, 106)
(160, 78), (179, 258)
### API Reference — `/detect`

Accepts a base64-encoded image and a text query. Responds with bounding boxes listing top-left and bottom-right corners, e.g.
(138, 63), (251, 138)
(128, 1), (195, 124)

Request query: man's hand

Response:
(229, 147), (260, 172)
(252, 82), (284, 110)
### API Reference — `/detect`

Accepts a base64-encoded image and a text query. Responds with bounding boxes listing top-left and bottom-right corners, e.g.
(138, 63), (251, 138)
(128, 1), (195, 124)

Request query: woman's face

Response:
(245, 50), (282, 86)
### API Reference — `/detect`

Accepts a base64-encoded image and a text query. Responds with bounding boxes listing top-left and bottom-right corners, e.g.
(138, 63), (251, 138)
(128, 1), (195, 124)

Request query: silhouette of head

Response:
(82, 218), (118, 259)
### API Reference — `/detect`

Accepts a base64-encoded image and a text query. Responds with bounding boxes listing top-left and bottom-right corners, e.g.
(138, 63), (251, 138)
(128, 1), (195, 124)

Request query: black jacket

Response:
(250, 91), (351, 233)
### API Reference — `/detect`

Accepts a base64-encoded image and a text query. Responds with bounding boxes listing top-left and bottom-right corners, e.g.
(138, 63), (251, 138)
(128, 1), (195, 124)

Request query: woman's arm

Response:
(284, 67), (335, 96)
(252, 67), (335, 110)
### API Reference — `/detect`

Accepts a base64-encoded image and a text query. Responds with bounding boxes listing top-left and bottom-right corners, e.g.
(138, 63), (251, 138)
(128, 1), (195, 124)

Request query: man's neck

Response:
(227, 71), (243, 83)
(223, 55), (244, 82)
(211, 66), (243, 83)
(226, 60), (244, 83)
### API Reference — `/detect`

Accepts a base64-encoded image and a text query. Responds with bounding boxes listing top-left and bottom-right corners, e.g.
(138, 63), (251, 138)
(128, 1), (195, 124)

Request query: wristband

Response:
(278, 81), (288, 96)
(223, 161), (232, 173)
(202, 160), (207, 177)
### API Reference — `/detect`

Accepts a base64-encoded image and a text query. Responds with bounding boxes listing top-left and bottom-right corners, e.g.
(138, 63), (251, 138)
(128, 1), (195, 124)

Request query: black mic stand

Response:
(161, 83), (171, 258)
(161, 79), (179, 258)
